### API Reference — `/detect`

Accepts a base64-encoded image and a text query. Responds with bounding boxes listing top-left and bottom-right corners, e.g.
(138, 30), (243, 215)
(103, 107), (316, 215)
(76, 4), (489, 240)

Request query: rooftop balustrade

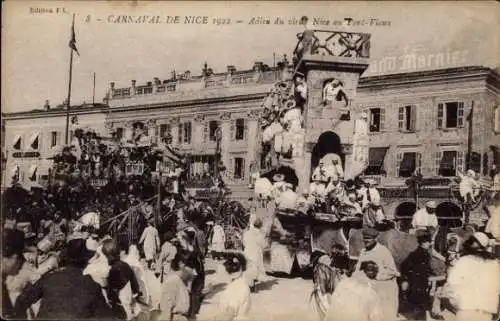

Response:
(109, 70), (281, 100)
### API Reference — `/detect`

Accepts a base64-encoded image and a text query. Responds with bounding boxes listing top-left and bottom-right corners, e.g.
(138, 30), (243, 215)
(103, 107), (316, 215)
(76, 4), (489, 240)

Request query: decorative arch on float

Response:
(311, 131), (346, 172)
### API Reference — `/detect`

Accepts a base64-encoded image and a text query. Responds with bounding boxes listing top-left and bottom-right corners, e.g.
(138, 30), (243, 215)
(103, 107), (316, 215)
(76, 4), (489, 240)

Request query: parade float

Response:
(250, 28), (498, 275)
(242, 28), (374, 275)
(29, 117), (247, 246)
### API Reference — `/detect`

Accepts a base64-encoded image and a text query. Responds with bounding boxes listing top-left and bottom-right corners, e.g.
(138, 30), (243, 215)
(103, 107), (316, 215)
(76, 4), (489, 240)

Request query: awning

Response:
(440, 152), (455, 169)
(12, 135), (21, 149)
(28, 165), (37, 181)
(368, 147), (388, 166)
(400, 153), (416, 171)
(29, 132), (39, 150)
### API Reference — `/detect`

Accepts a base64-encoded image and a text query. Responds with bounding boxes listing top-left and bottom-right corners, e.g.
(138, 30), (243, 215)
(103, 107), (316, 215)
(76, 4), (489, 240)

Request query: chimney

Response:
(184, 70), (191, 80)
(44, 100), (50, 111)
(131, 80), (136, 87)
(227, 65), (236, 74)
(110, 82), (115, 89)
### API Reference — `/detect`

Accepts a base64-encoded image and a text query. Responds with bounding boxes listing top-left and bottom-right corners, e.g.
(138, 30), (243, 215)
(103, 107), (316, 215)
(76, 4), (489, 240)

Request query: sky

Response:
(2, 1), (499, 113)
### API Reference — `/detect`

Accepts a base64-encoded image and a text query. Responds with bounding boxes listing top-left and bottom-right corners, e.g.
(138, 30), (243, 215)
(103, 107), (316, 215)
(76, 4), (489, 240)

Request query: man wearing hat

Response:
(412, 201), (439, 230)
(359, 178), (381, 211)
(355, 228), (400, 321)
(401, 231), (445, 320)
(2, 229), (28, 318)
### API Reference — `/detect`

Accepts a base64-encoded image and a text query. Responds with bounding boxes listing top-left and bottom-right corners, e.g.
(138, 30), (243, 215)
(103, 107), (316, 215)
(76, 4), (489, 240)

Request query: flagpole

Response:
(92, 72), (96, 105)
(65, 14), (76, 145)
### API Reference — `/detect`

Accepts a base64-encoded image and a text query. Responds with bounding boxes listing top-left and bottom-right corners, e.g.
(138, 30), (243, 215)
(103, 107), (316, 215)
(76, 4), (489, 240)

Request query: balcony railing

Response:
(110, 71), (277, 99)
(293, 30), (371, 61)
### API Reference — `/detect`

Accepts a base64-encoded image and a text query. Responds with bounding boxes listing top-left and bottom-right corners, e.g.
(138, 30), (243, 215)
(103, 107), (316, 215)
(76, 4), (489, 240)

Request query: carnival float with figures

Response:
(3, 110), (250, 261)
(245, 27), (499, 276)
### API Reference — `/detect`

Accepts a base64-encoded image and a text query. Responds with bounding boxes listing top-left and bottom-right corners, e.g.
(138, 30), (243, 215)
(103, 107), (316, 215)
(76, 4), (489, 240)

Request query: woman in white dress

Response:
(243, 219), (267, 291)
(139, 221), (160, 269)
(210, 222), (226, 260)
(218, 253), (251, 321)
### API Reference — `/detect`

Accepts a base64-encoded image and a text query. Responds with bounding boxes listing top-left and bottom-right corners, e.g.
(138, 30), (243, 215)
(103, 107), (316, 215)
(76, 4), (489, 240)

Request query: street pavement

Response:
(197, 258), (456, 321)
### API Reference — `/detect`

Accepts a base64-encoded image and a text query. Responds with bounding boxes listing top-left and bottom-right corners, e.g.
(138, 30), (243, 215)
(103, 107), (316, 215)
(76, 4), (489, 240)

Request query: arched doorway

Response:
(394, 202), (417, 232)
(311, 131), (345, 173)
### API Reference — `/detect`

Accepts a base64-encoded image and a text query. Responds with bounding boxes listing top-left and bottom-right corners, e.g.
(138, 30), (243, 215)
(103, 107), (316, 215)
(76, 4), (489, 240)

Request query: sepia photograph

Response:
(1, 1), (500, 321)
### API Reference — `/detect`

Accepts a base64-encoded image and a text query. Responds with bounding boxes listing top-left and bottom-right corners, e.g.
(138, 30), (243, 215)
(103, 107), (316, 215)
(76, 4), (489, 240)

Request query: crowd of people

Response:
(2, 197), (254, 321)
(309, 226), (499, 321)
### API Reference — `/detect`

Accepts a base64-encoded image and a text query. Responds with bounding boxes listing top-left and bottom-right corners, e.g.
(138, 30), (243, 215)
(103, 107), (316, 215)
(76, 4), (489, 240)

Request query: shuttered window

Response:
(159, 124), (171, 138)
(396, 152), (421, 177)
(230, 122), (235, 141)
(209, 121), (219, 142)
(457, 102), (465, 127)
(234, 157), (245, 179)
(398, 105), (417, 132)
(51, 131), (59, 147)
(437, 101), (465, 129)
(178, 123), (183, 144)
(235, 119), (245, 140)
(437, 150), (464, 176)
(437, 104), (444, 129)
(183, 122), (192, 144)
(369, 108), (385, 132)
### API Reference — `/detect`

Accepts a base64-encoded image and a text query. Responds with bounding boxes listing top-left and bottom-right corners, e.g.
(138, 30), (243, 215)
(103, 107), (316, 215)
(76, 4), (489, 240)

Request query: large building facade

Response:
(2, 63), (500, 219)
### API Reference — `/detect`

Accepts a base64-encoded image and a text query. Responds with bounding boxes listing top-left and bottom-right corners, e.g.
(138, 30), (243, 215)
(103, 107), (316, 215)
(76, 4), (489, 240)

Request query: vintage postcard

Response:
(1, 1), (499, 321)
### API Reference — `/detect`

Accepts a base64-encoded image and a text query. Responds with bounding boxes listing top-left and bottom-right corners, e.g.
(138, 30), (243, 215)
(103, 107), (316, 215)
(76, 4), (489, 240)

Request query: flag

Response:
(69, 14), (80, 56)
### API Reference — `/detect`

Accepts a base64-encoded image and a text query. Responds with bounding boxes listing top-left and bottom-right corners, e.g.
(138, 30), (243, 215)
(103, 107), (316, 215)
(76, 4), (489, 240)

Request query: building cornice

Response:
(3, 66), (499, 120)
(358, 66), (495, 91)
(4, 106), (110, 120)
(108, 92), (267, 114)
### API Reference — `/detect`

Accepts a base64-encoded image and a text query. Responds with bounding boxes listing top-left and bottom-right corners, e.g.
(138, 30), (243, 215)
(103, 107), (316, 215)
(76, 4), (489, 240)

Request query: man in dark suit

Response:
(2, 229), (27, 319)
(13, 239), (113, 319)
(101, 238), (142, 319)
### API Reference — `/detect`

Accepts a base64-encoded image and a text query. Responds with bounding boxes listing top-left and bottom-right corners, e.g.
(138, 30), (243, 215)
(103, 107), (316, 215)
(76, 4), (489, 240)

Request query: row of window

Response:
(116, 118), (248, 145)
(185, 154), (246, 180)
(12, 131), (62, 151)
(367, 101), (466, 133)
(11, 118), (248, 152)
(365, 148), (493, 178)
